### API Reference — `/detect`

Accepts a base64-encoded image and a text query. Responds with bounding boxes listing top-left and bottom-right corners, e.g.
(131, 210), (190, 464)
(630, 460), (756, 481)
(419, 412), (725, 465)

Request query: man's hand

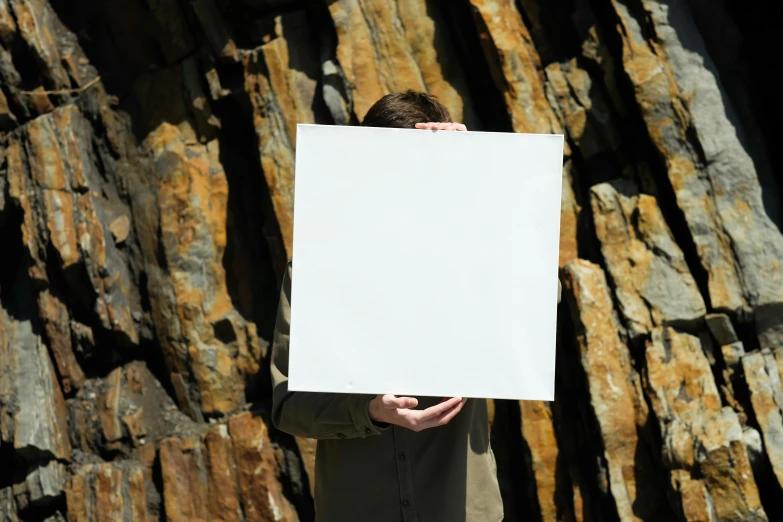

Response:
(415, 122), (467, 131)
(368, 394), (467, 432)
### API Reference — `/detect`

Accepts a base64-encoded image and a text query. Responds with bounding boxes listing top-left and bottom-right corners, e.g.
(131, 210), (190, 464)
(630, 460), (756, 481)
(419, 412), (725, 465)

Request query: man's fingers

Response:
(381, 394), (418, 409)
(400, 398), (467, 431)
(436, 398), (467, 425)
(418, 396), (463, 419)
(415, 122), (468, 131)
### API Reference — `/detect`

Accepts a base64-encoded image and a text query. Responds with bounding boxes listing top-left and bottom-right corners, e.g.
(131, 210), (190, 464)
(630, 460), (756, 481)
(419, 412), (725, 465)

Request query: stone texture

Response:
(158, 412), (299, 522)
(0, 306), (70, 462)
(5, 104), (141, 347)
(1, 0), (783, 521)
(0, 488), (20, 522)
(608, 0), (783, 314)
(326, 0), (476, 124)
(67, 361), (193, 458)
(143, 124), (263, 418)
(562, 259), (667, 521)
(742, 351), (783, 494)
(159, 435), (211, 520)
(228, 412), (299, 522)
(755, 303), (783, 350)
(65, 462), (150, 522)
(12, 460), (67, 512)
(590, 180), (705, 338)
(468, 0), (560, 135)
(36, 289), (86, 394)
(518, 401), (561, 522)
(645, 327), (767, 521)
(559, 161), (580, 269)
(243, 10), (322, 258)
(705, 313), (739, 346)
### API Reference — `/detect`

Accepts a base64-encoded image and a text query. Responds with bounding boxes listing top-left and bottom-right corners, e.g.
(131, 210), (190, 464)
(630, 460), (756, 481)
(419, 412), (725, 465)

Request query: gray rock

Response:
(0, 307), (70, 462)
(13, 461), (67, 511)
(706, 313), (739, 345)
(590, 180), (705, 339)
(610, 0), (783, 314)
(755, 303), (783, 350)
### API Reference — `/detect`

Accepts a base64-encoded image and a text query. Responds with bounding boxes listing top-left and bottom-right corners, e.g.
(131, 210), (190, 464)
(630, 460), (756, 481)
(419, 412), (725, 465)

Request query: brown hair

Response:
(361, 90), (452, 129)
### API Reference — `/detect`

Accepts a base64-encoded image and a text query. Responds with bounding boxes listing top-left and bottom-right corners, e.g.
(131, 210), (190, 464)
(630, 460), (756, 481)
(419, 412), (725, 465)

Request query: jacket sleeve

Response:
(270, 261), (388, 440)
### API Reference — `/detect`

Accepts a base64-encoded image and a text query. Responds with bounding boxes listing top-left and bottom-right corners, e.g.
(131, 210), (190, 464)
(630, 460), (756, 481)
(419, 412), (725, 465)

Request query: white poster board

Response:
(288, 124), (563, 400)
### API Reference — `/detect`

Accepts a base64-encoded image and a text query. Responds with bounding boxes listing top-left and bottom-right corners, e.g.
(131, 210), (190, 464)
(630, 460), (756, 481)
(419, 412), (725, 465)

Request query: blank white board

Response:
(288, 124), (564, 400)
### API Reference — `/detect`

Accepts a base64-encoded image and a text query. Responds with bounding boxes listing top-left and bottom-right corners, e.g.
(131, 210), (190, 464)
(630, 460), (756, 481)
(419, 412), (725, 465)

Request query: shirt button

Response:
(365, 427), (373, 435)
(338, 433), (347, 439)
(398, 452), (407, 461)
(401, 499), (410, 508)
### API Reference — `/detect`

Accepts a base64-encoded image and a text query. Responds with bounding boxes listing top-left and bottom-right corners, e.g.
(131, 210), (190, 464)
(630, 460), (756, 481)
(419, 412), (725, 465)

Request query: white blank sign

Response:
(289, 124), (563, 400)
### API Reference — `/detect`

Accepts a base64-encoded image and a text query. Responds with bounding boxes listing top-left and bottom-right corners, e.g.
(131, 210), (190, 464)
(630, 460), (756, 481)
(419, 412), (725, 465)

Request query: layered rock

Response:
(644, 327), (766, 520)
(562, 259), (670, 521)
(242, 10), (323, 258)
(518, 400), (562, 522)
(607, 0), (783, 315)
(158, 412), (299, 522)
(143, 124), (264, 419)
(590, 180), (705, 339)
(0, 308), (70, 462)
(65, 462), (150, 522)
(2, 0), (783, 521)
(326, 0), (476, 124)
(67, 362), (193, 458)
(5, 104), (141, 365)
(742, 351), (783, 494)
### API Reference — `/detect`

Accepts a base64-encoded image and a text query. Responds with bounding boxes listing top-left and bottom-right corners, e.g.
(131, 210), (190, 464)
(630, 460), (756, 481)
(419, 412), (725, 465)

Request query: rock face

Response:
(590, 180), (705, 339)
(1, 0), (783, 521)
(644, 327), (766, 521)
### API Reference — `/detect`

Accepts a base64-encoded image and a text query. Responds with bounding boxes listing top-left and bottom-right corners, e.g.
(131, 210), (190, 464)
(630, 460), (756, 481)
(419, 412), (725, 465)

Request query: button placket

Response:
(393, 427), (418, 522)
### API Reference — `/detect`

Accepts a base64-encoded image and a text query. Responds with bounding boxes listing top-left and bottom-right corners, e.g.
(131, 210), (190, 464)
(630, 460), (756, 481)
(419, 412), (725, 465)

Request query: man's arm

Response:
(271, 261), (386, 439)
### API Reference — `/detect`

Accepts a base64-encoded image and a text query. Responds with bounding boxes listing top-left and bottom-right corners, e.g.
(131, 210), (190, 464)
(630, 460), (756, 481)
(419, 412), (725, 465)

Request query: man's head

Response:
(362, 90), (452, 129)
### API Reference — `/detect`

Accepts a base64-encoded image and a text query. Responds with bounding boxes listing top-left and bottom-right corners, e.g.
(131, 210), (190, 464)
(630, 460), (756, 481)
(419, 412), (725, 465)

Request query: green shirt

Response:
(271, 262), (504, 521)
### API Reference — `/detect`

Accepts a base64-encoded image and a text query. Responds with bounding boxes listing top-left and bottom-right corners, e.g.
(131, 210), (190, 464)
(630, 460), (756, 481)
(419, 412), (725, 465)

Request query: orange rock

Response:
(100, 367), (124, 446)
(563, 259), (659, 521)
(145, 124), (262, 417)
(203, 424), (243, 522)
(645, 327), (766, 520)
(109, 215), (131, 244)
(559, 161), (580, 268)
(243, 11), (321, 258)
(519, 401), (559, 521)
(37, 289), (85, 393)
(229, 412), (299, 522)
(469, 0), (559, 135)
(65, 462), (150, 522)
(6, 105), (140, 344)
(159, 435), (210, 521)
(590, 180), (705, 338)
(327, 0), (476, 125)
(742, 351), (783, 494)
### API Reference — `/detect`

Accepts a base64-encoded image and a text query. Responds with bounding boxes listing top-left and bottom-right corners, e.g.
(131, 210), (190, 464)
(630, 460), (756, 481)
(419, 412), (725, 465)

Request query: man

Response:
(271, 91), (560, 521)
